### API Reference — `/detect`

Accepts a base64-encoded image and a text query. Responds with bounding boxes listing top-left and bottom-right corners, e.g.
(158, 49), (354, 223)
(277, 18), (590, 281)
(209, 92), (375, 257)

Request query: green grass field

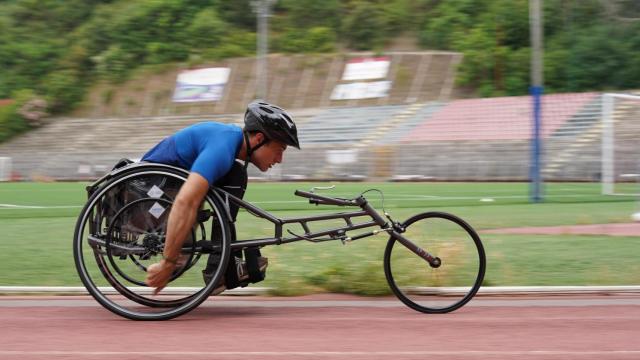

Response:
(1, 181), (639, 294)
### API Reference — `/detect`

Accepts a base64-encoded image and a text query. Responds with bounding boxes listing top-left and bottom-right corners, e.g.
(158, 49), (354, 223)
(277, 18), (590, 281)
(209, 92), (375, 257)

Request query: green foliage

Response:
(215, 0), (255, 29)
(451, 1), (530, 95)
(0, 89), (36, 142)
(1, 0), (640, 123)
(276, 27), (336, 53)
(563, 25), (633, 91)
(8, 0), (96, 33)
(421, 0), (640, 96)
(306, 260), (390, 296)
(420, 0), (483, 50)
(185, 7), (228, 48)
(342, 1), (388, 50)
(93, 45), (135, 82)
(381, 0), (415, 33)
(280, 0), (342, 31)
(200, 31), (257, 60)
(41, 70), (85, 113)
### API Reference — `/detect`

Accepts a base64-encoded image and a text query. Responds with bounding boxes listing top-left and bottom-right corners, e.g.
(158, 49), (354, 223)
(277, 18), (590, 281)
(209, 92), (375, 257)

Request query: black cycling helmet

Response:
(244, 100), (300, 149)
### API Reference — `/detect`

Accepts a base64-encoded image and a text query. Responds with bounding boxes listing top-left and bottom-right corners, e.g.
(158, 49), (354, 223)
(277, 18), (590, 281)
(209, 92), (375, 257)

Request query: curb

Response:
(0, 286), (270, 296)
(0, 286), (639, 296)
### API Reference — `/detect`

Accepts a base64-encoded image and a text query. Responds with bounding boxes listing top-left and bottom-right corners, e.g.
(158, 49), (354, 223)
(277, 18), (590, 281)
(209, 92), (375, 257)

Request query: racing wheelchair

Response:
(73, 161), (486, 320)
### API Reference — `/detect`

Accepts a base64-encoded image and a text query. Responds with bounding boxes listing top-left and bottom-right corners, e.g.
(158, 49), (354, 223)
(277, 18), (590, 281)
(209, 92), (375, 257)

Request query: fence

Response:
(4, 92), (633, 182)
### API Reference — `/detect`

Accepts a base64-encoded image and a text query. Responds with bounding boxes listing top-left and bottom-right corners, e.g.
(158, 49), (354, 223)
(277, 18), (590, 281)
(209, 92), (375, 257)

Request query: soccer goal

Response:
(601, 93), (640, 196)
(0, 157), (11, 181)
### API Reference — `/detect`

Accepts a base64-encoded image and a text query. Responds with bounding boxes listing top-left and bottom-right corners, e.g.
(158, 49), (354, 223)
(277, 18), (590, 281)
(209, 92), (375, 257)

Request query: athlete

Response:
(144, 101), (300, 294)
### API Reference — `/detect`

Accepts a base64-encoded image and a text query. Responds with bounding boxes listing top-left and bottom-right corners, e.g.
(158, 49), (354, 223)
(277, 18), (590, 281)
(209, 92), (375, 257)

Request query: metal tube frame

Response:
(86, 162), (440, 267)
(215, 188), (440, 266)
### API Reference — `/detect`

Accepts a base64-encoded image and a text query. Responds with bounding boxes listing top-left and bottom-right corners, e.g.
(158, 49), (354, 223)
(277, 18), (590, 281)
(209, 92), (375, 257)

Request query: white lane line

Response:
(1, 351), (639, 356)
(3, 285), (640, 295)
(0, 193), (611, 209)
(249, 193), (609, 205)
(1, 298), (640, 308)
(0, 204), (82, 209)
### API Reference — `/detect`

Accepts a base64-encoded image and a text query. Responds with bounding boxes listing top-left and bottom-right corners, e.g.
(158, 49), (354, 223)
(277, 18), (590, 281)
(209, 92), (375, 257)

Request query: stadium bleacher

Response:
(1, 48), (638, 182)
(298, 105), (407, 145)
(2, 91), (636, 181)
(402, 93), (599, 142)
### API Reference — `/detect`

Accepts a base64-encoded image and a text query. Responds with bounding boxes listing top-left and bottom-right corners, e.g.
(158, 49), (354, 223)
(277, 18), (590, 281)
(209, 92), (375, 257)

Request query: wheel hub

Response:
(141, 232), (164, 259)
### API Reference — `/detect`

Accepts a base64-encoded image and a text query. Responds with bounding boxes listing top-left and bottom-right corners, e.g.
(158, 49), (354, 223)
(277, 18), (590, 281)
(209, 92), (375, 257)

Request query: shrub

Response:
(342, 1), (388, 51)
(0, 89), (42, 143)
(277, 27), (336, 53)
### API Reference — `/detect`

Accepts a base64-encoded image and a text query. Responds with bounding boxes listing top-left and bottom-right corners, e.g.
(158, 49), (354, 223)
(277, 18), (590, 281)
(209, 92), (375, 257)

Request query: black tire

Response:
(73, 166), (231, 320)
(384, 212), (486, 314)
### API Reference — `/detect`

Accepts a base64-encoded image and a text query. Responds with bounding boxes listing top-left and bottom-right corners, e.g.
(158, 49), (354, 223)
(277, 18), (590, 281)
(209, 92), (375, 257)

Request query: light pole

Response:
(254, 0), (274, 100)
(530, 0), (544, 202)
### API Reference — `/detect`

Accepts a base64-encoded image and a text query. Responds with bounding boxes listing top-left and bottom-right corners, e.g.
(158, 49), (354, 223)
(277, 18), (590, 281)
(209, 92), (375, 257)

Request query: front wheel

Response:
(384, 212), (486, 313)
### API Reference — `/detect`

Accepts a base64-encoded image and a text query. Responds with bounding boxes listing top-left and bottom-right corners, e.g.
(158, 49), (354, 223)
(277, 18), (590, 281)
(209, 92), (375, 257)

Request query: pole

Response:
(529, 0), (544, 202)
(256, 0), (270, 100)
(601, 94), (614, 195)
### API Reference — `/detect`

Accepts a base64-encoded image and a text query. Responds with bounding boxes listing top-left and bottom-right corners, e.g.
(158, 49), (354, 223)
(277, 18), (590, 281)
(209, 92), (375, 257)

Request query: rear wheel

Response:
(73, 168), (231, 320)
(384, 212), (485, 313)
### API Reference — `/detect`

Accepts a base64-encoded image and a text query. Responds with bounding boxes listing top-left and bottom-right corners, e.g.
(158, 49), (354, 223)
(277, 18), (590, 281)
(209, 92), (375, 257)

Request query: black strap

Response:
(223, 248), (264, 289)
(243, 131), (268, 170)
(224, 250), (243, 289)
(244, 248), (264, 283)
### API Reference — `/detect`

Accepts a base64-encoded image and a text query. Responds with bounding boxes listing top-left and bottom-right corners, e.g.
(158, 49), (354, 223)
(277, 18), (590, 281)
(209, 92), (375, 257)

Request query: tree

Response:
(280, 0), (341, 31)
(565, 25), (631, 90)
(381, 0), (415, 34)
(342, 1), (387, 50)
(419, 0), (484, 50)
(216, 0), (255, 29)
(185, 7), (228, 48)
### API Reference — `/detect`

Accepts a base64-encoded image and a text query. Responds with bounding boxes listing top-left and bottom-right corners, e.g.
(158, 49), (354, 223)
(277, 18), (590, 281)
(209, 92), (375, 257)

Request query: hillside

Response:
(73, 50), (461, 118)
(2, 0), (640, 143)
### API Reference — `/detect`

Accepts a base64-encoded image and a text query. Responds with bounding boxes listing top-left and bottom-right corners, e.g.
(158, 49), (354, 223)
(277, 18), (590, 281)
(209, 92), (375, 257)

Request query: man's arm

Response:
(145, 172), (209, 293)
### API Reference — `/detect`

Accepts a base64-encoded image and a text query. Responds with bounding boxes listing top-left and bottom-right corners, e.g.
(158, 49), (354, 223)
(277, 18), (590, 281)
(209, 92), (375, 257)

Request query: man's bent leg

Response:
(205, 161), (267, 291)
(214, 160), (248, 221)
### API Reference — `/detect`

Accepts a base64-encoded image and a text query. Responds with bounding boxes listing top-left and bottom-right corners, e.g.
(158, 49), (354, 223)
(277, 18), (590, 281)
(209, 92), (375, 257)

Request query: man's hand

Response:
(146, 260), (177, 295)
(146, 172), (209, 295)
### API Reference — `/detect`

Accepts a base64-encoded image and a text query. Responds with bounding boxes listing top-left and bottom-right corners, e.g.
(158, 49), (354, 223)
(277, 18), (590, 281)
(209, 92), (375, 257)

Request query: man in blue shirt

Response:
(145, 101), (300, 294)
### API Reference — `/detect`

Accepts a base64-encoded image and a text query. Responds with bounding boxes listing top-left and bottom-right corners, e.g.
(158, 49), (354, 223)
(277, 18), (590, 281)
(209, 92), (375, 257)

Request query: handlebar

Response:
(294, 190), (358, 207)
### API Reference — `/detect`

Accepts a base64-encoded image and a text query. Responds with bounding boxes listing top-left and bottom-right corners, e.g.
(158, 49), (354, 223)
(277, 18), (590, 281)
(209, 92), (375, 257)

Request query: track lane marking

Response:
(1, 350), (640, 356)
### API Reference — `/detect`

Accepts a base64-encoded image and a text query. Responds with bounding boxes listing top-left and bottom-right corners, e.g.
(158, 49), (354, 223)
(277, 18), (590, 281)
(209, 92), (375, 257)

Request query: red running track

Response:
(1, 294), (639, 360)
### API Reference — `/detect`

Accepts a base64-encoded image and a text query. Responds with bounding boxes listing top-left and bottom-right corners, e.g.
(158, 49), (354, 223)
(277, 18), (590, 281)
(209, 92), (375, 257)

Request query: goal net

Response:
(601, 93), (640, 195)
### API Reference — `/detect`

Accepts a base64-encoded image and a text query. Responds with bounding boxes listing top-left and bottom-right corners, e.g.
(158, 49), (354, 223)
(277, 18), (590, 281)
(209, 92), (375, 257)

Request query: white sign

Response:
(331, 81), (391, 100)
(326, 150), (358, 165)
(342, 57), (390, 81)
(173, 67), (230, 102)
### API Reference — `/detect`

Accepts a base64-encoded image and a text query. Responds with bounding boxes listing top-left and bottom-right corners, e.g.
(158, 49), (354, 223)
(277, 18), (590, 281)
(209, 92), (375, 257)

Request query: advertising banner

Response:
(172, 68), (230, 102)
(342, 56), (390, 81)
(330, 81), (391, 100)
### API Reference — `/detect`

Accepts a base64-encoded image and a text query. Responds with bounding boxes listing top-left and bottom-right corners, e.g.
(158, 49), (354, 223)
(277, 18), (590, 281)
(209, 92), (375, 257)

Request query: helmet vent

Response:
(281, 113), (293, 125)
(260, 106), (274, 114)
